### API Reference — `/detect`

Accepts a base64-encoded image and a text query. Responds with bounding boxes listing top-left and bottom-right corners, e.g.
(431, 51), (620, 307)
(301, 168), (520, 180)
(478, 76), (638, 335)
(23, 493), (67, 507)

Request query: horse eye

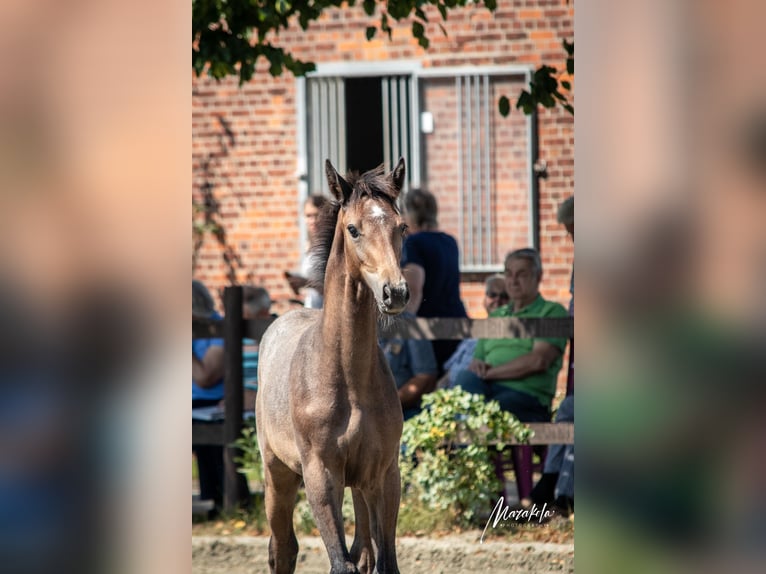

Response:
(400, 224), (409, 236)
(347, 224), (360, 238)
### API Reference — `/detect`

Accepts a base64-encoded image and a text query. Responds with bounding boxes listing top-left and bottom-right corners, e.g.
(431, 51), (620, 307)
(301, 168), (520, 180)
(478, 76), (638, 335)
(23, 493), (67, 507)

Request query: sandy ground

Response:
(192, 534), (574, 573)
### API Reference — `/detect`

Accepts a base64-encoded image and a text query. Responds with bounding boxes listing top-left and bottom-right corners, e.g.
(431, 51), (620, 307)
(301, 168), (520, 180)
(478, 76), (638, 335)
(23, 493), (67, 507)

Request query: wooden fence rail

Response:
(193, 286), (574, 511)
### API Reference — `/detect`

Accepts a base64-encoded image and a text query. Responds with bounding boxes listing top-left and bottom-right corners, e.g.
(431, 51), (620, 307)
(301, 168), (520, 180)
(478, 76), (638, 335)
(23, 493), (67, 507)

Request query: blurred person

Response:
(285, 195), (329, 309)
(191, 280), (225, 514)
(455, 248), (568, 502)
(558, 195), (575, 397)
(529, 195), (575, 514)
(437, 274), (509, 389)
(380, 314), (439, 421)
(241, 285), (273, 409)
(401, 188), (468, 376)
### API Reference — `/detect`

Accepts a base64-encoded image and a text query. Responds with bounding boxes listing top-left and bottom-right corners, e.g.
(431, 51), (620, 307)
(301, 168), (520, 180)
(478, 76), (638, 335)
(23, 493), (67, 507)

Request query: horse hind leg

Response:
(349, 488), (375, 574)
(263, 451), (302, 574)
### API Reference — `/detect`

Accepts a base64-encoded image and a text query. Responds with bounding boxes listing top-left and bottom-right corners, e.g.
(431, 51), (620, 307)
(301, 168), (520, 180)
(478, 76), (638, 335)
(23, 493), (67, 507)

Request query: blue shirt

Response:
(401, 231), (467, 318)
(192, 312), (224, 401)
(381, 334), (438, 421)
(382, 337), (438, 390)
(443, 339), (478, 387)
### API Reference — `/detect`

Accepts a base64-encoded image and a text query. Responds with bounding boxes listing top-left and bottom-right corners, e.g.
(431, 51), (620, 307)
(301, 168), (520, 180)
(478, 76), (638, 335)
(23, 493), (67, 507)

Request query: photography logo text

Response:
(481, 497), (556, 542)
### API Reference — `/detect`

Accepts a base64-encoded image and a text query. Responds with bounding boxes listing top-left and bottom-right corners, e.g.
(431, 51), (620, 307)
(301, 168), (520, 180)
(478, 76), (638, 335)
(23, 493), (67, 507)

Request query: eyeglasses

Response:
(485, 291), (508, 300)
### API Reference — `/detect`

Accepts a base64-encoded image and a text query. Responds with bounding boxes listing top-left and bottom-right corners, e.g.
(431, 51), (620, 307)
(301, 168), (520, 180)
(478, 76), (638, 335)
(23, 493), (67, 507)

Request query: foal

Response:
(256, 159), (409, 574)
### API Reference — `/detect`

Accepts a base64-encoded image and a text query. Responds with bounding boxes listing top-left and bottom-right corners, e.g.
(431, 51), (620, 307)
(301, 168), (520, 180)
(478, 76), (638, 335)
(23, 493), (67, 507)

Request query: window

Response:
(297, 64), (536, 271)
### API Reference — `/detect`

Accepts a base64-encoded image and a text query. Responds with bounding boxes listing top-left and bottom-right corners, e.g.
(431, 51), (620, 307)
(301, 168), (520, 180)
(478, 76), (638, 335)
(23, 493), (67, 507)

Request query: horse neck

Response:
(320, 229), (380, 374)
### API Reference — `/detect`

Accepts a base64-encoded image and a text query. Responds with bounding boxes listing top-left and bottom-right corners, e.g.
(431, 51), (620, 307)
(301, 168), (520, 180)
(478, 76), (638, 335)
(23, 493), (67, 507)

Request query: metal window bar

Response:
(474, 74), (482, 264)
(465, 76), (474, 266)
(456, 76), (464, 267)
(307, 77), (346, 194)
(483, 74), (492, 264)
(399, 77), (409, 173)
(455, 73), (497, 270)
(382, 78), (391, 170)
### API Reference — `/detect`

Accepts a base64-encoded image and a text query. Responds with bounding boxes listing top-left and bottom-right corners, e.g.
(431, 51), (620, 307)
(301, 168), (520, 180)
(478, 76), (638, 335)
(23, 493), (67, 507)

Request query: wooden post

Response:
(222, 286), (245, 512)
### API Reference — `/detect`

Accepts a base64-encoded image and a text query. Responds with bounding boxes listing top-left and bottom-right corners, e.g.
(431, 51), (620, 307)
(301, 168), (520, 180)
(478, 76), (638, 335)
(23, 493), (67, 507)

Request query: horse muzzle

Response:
(380, 281), (409, 314)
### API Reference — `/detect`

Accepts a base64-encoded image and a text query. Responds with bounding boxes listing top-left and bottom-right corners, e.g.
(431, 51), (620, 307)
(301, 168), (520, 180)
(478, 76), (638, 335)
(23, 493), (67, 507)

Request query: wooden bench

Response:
(193, 286), (573, 511)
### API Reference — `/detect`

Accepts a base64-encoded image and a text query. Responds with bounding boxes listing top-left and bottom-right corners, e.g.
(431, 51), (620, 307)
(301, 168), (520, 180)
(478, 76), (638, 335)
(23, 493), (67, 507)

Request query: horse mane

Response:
(307, 164), (400, 289)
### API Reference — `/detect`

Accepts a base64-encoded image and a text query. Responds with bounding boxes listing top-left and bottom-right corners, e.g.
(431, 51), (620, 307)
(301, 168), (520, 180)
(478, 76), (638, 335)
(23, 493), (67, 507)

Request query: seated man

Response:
(455, 248), (568, 501)
(380, 318), (438, 421)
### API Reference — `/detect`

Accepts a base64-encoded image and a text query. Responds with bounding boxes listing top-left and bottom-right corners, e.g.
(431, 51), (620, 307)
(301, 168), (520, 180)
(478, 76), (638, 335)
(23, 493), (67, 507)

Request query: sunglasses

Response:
(485, 291), (509, 299)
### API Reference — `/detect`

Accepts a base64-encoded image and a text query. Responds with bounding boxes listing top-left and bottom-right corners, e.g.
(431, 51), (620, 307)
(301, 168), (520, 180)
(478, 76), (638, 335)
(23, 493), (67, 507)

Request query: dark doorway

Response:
(345, 77), (384, 174)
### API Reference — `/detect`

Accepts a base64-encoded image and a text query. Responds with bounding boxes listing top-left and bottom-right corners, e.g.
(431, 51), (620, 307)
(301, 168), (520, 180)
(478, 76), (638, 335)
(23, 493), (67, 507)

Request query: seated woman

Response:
(438, 274), (509, 389)
(192, 280), (226, 513)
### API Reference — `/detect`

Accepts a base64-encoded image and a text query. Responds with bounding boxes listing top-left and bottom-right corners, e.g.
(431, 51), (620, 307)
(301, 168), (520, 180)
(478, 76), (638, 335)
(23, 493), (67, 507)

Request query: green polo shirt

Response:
(473, 294), (568, 407)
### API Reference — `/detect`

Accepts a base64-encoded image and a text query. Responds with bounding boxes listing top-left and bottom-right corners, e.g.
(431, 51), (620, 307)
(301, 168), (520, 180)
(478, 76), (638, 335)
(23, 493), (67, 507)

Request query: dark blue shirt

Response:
(401, 231), (467, 318)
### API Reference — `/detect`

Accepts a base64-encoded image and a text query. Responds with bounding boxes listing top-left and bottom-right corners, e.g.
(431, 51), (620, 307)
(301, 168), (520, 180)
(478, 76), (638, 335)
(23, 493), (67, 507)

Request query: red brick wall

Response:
(192, 1), (574, 364)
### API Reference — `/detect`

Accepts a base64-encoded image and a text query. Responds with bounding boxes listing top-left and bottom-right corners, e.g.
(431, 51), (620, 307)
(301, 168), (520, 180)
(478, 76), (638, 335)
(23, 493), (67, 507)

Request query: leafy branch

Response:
(192, 0), (497, 84)
(500, 39), (574, 116)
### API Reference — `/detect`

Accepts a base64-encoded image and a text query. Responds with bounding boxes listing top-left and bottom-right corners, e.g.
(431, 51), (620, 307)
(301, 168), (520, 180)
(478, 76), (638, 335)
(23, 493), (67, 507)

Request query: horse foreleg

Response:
(263, 451), (302, 574)
(350, 488), (375, 574)
(367, 464), (401, 574)
(303, 461), (358, 574)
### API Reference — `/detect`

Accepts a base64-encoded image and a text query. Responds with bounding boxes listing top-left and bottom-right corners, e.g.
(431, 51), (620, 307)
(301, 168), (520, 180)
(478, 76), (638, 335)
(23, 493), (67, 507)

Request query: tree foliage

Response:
(511, 39), (574, 116)
(192, 0), (495, 83)
(192, 0), (572, 115)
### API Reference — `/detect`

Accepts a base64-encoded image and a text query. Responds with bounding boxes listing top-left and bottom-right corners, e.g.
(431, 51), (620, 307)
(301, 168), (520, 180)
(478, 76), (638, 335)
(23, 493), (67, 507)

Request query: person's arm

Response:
(397, 339), (438, 407)
(484, 340), (562, 381)
(402, 263), (425, 314)
(192, 345), (225, 388)
(398, 373), (437, 408)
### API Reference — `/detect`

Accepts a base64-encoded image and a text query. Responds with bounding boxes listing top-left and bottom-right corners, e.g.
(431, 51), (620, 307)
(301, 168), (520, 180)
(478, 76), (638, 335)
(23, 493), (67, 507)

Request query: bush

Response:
(399, 388), (532, 527)
(233, 419), (263, 486)
(232, 389), (533, 532)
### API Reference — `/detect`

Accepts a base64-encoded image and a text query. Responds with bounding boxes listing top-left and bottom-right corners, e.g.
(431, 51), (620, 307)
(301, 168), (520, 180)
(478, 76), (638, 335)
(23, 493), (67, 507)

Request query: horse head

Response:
(324, 158), (410, 315)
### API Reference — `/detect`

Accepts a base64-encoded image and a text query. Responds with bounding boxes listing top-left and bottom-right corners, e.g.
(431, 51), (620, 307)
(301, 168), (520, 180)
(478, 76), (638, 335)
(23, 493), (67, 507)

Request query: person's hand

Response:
(468, 359), (490, 379)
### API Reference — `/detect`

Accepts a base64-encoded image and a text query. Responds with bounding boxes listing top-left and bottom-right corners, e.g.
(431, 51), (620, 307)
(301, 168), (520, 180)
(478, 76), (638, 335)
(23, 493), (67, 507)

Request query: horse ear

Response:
(388, 157), (406, 197)
(325, 160), (352, 204)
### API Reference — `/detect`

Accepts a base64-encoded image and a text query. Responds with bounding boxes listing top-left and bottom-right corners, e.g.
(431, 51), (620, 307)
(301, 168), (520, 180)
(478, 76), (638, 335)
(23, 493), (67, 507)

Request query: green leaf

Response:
(274, 0), (290, 15)
(438, 3), (448, 20)
(498, 95), (510, 116)
(366, 26), (376, 40)
(412, 21), (425, 39)
(561, 80), (571, 91)
(363, 0), (375, 16)
(418, 35), (430, 49)
(541, 92), (556, 108)
(516, 90), (535, 115)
